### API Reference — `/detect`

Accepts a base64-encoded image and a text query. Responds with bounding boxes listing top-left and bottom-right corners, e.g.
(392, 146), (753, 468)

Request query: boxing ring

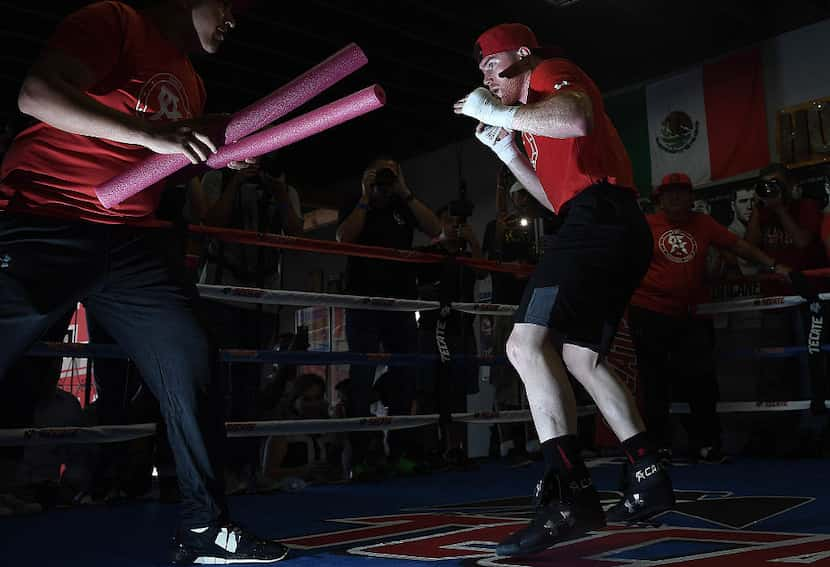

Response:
(3, 219), (830, 567)
(2, 43), (830, 567)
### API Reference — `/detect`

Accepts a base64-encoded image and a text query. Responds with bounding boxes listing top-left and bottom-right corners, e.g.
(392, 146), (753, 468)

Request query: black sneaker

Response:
(170, 523), (289, 565)
(606, 454), (675, 523)
(496, 473), (605, 557)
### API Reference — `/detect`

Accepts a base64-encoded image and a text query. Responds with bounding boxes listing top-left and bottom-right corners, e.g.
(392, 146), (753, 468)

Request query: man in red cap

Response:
(630, 173), (788, 467)
(0, 1), (287, 564)
(453, 22), (669, 556)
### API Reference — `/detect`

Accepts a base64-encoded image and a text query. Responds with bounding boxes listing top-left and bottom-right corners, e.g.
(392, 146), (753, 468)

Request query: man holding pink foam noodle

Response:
(0, 1), (288, 563)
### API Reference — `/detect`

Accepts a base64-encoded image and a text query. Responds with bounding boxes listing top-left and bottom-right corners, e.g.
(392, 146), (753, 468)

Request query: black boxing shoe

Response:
(170, 522), (289, 565)
(606, 454), (675, 523)
(496, 472), (605, 557)
(496, 471), (559, 556)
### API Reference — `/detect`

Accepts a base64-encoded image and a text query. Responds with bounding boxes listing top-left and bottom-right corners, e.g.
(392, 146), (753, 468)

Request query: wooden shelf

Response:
(777, 96), (830, 166)
(786, 156), (830, 170)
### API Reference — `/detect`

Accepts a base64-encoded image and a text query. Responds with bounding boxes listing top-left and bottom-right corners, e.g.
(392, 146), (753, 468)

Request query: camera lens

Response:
(755, 179), (782, 199)
(374, 167), (397, 188)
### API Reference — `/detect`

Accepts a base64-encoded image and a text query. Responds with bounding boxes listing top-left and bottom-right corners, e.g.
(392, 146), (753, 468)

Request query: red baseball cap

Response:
(654, 172), (693, 196)
(474, 23), (565, 66)
(476, 24), (539, 59)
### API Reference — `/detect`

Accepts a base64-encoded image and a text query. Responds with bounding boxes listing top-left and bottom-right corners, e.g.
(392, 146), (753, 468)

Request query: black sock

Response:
(621, 432), (655, 463)
(542, 435), (594, 500)
(541, 439), (558, 475)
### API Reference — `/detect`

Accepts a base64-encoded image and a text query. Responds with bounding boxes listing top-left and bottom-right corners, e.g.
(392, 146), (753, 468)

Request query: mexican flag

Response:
(606, 48), (770, 194)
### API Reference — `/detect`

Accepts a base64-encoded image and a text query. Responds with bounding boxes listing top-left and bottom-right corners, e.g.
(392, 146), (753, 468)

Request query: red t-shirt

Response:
(631, 211), (739, 316)
(0, 1), (206, 224)
(757, 200), (825, 271)
(521, 59), (635, 212)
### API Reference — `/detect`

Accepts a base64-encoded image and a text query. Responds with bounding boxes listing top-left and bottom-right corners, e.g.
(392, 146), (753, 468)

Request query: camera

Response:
(754, 178), (783, 200)
(372, 167), (398, 193)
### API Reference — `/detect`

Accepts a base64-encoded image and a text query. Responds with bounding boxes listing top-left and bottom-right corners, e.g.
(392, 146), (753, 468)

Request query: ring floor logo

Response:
(283, 487), (825, 565)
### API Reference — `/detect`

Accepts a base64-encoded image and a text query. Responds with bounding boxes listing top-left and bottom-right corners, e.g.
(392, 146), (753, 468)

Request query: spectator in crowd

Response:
(483, 181), (544, 299)
(13, 382), (84, 515)
(259, 374), (337, 490)
(482, 168), (549, 458)
(336, 157), (441, 478)
(0, 313), (74, 515)
(195, 154), (304, 494)
(0, 312), (73, 501)
(692, 198), (711, 215)
(629, 173), (789, 463)
(414, 202), (485, 468)
(746, 164), (826, 425)
(197, 152), (303, 288)
(747, 163), (825, 272)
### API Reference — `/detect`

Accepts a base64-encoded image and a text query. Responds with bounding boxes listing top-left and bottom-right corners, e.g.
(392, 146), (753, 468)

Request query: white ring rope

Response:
(696, 293), (830, 315)
(197, 284), (518, 316)
(200, 284), (828, 318)
(197, 285), (439, 312)
(671, 400), (829, 414)
(2, 401), (825, 447)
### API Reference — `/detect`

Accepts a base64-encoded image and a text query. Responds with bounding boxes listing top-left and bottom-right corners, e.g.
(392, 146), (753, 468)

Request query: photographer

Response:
(482, 170), (550, 458)
(746, 163), (824, 272)
(199, 154), (303, 286)
(336, 157), (441, 477)
(746, 165), (827, 438)
(483, 177), (548, 305)
(196, 154), (304, 493)
(414, 203), (485, 467)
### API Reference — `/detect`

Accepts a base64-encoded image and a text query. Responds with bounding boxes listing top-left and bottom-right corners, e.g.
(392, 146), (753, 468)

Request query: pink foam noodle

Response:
(207, 85), (386, 169)
(224, 43), (368, 143)
(95, 43), (368, 209)
(95, 153), (192, 209)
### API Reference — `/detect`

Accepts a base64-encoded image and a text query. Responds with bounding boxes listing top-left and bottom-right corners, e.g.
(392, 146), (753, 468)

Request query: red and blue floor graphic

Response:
(2, 457), (829, 566)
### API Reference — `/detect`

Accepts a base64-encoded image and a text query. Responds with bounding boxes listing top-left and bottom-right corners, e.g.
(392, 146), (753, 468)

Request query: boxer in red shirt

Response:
(630, 173), (786, 464)
(454, 23), (668, 556)
(0, 2), (287, 564)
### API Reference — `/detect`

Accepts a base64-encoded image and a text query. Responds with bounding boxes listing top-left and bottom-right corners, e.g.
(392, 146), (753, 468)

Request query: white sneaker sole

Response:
(193, 551), (289, 565)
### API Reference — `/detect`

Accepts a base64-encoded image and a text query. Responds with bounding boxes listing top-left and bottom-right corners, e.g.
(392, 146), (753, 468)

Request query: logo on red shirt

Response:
(135, 73), (193, 121)
(763, 225), (795, 249)
(658, 229), (698, 263)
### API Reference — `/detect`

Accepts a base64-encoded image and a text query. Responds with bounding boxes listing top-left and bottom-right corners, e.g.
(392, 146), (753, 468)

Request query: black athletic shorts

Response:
(513, 181), (653, 355)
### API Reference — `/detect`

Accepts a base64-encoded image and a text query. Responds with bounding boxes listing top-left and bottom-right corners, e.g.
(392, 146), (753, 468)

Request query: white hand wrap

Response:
(460, 87), (518, 129)
(475, 125), (521, 164)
